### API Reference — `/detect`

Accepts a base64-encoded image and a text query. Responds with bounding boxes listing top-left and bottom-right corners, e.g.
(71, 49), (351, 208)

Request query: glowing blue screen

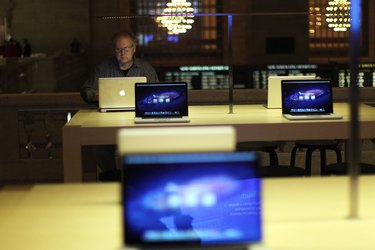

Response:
(121, 152), (262, 247)
(282, 79), (333, 114)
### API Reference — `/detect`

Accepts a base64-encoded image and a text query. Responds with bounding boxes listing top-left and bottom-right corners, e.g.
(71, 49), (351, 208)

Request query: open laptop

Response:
(121, 151), (262, 250)
(281, 79), (343, 120)
(134, 82), (190, 123)
(98, 76), (146, 112)
(266, 75), (315, 109)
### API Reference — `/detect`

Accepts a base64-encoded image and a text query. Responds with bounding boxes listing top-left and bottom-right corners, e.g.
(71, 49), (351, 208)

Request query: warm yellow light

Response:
(325, 0), (351, 32)
(156, 0), (195, 35)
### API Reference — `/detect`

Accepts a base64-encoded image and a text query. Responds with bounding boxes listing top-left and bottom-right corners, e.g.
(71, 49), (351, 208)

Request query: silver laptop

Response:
(267, 75), (315, 109)
(134, 82), (190, 123)
(281, 79), (343, 120)
(120, 151), (262, 250)
(98, 76), (146, 112)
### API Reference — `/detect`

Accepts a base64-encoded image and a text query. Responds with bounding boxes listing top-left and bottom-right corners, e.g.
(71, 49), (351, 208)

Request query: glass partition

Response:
(0, 1), (374, 212)
(113, 0), (373, 90)
(0, 0), (373, 93)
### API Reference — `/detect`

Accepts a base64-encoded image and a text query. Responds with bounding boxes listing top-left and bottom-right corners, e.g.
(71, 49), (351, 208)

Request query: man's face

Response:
(114, 35), (136, 67)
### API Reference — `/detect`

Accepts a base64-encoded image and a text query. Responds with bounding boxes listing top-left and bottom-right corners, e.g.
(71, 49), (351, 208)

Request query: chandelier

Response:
(325, 0), (351, 32)
(156, 0), (195, 35)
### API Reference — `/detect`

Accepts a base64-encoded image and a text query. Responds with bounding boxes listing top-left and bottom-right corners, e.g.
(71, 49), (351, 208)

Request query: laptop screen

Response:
(135, 82), (188, 118)
(267, 75), (315, 109)
(281, 79), (334, 115)
(121, 152), (262, 247)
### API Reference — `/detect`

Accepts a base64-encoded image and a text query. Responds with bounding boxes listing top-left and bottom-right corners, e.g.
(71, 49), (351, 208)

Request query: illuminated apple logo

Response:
(119, 89), (126, 96)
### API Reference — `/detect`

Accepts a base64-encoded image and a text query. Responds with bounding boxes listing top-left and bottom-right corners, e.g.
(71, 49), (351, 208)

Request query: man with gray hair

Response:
(81, 30), (159, 104)
(80, 30), (159, 181)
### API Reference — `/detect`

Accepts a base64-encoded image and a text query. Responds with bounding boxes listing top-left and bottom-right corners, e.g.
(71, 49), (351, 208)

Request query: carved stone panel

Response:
(18, 110), (75, 159)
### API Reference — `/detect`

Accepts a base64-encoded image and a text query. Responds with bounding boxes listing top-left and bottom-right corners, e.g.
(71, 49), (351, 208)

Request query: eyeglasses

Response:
(115, 45), (134, 53)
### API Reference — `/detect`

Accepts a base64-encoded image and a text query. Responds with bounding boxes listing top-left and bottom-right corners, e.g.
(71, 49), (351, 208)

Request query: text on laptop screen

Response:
(282, 79), (334, 115)
(135, 82), (188, 118)
(121, 152), (262, 247)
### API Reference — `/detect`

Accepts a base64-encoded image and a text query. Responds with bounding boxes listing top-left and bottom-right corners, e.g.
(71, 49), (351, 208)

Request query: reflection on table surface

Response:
(1, 176), (375, 250)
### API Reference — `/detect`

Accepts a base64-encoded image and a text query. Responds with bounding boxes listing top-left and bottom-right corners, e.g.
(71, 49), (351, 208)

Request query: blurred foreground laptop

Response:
(117, 126), (236, 155)
(134, 82), (190, 123)
(121, 151), (262, 250)
(267, 75), (315, 109)
(281, 79), (343, 120)
(98, 76), (146, 112)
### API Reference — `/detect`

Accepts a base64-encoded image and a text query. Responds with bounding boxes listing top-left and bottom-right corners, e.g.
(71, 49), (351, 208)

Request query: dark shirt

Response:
(23, 44), (32, 57)
(80, 57), (159, 104)
(121, 64), (133, 76)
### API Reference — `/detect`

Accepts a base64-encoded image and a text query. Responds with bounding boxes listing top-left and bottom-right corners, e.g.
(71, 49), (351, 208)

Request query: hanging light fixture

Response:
(156, 0), (195, 35)
(325, 0), (351, 32)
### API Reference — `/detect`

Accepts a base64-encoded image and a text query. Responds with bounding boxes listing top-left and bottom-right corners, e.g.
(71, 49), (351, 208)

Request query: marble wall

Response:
(0, 0), (119, 65)
(0, 0), (90, 54)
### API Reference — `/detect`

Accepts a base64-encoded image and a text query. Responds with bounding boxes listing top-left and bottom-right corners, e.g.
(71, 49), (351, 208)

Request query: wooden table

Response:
(62, 103), (375, 182)
(1, 176), (375, 250)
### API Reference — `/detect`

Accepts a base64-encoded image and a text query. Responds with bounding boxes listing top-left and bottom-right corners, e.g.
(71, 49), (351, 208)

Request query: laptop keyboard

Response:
(125, 243), (267, 250)
(137, 247), (249, 250)
(286, 114), (343, 120)
(134, 117), (190, 123)
(144, 117), (182, 119)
